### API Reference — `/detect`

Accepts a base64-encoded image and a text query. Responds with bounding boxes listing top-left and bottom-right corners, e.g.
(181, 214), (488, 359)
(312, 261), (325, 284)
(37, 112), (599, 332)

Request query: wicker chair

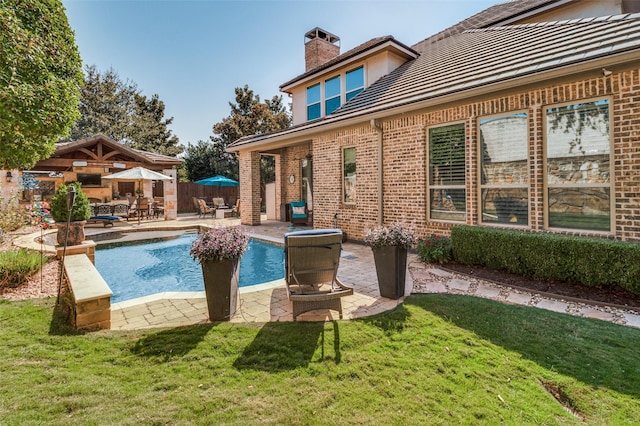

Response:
(284, 229), (353, 321)
(197, 198), (215, 218)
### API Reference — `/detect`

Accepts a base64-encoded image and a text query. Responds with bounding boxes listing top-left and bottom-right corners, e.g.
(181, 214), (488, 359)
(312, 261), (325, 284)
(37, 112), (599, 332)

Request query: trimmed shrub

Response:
(451, 225), (640, 295)
(0, 248), (47, 288)
(50, 182), (91, 223)
(417, 234), (452, 264)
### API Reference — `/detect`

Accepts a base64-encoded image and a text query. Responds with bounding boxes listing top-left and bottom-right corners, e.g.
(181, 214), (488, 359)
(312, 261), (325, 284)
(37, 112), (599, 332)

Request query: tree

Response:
(0, 0), (84, 169)
(69, 65), (136, 142)
(182, 140), (216, 182)
(210, 85), (291, 182)
(68, 65), (183, 156)
(129, 93), (182, 156)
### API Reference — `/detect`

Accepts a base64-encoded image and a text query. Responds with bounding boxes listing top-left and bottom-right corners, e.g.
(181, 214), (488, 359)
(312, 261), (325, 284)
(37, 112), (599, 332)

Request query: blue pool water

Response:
(95, 235), (284, 303)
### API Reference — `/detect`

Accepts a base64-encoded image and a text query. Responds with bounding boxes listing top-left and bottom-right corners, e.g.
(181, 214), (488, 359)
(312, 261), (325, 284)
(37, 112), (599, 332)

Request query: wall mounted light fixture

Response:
(5, 171), (12, 183)
(602, 68), (612, 77)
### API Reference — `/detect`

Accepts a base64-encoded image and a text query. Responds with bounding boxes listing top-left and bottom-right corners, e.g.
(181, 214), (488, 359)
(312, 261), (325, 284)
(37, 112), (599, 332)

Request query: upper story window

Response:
(306, 83), (321, 120)
(346, 66), (364, 101)
(325, 76), (341, 115)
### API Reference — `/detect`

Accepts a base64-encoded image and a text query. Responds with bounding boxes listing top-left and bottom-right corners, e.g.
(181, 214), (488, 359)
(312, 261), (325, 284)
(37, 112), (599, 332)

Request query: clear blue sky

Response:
(61, 0), (498, 146)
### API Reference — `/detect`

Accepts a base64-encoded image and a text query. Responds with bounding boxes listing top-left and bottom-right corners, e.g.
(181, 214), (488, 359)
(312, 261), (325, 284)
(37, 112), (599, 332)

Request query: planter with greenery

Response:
(50, 182), (92, 246)
(190, 225), (249, 321)
(364, 223), (416, 299)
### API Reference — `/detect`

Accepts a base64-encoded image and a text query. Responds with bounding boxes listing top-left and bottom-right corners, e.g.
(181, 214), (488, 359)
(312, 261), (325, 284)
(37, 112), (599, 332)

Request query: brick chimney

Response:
(304, 27), (340, 72)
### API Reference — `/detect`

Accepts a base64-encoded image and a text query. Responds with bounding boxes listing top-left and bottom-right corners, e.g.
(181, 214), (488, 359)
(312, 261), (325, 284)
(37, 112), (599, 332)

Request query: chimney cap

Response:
(305, 27), (340, 45)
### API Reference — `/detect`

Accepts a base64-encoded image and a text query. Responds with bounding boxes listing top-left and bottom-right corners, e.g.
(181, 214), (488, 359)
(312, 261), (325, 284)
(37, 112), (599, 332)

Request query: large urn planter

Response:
(364, 222), (416, 300)
(201, 258), (239, 321)
(190, 225), (248, 322)
(372, 245), (408, 299)
(55, 220), (87, 246)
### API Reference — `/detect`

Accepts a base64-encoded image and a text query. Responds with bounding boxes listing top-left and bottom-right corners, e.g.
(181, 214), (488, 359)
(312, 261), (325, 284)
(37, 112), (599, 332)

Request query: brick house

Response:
(228, 0), (640, 242)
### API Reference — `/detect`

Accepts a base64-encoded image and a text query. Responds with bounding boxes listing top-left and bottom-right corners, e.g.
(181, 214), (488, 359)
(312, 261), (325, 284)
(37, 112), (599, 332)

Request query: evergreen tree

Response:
(0, 0), (84, 169)
(210, 85), (291, 182)
(68, 65), (183, 156)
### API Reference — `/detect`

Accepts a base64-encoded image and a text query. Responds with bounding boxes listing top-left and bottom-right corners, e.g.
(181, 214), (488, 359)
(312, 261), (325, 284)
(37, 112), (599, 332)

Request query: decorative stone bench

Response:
(63, 253), (112, 330)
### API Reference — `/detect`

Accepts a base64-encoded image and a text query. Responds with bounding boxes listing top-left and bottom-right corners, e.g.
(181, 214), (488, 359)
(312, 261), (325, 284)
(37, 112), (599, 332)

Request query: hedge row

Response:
(450, 225), (640, 295)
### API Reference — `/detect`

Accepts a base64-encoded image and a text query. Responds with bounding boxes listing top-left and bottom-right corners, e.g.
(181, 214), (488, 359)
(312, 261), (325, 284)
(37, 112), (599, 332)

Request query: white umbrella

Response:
(102, 167), (172, 225)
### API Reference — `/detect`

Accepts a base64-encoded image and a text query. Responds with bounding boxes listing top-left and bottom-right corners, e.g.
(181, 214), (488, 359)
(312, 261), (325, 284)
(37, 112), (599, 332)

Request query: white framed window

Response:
(544, 99), (612, 232)
(428, 123), (466, 222)
(343, 146), (356, 204)
(479, 112), (529, 226)
(306, 83), (321, 120)
(325, 75), (341, 115)
(346, 66), (364, 101)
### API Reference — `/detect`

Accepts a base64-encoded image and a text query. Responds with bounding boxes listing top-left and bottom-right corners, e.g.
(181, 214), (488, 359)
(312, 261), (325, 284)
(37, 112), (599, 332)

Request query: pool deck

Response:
(15, 212), (640, 330)
(106, 214), (412, 329)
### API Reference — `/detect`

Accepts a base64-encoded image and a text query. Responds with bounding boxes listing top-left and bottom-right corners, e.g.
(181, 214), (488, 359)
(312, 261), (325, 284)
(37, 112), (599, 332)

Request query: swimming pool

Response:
(95, 235), (284, 303)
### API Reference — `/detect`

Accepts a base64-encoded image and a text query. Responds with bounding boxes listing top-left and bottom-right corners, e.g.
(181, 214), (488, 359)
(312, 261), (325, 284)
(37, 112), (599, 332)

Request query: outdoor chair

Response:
(231, 199), (240, 217)
(289, 201), (308, 225)
(192, 197), (201, 215)
(112, 203), (129, 218)
(197, 198), (215, 218)
(87, 215), (122, 227)
(284, 229), (353, 321)
(212, 197), (228, 209)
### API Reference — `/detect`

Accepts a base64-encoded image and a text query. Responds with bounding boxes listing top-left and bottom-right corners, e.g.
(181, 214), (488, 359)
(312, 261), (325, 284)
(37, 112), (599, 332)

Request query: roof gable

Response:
(53, 135), (182, 166)
(280, 36), (418, 91)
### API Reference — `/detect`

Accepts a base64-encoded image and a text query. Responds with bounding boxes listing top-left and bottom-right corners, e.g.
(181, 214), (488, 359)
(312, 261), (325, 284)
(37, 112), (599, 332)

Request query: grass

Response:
(0, 248), (48, 288)
(1, 295), (639, 425)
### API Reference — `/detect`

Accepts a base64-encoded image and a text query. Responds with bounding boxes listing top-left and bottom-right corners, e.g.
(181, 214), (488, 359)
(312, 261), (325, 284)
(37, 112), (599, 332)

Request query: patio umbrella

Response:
(102, 167), (172, 225)
(195, 175), (239, 197)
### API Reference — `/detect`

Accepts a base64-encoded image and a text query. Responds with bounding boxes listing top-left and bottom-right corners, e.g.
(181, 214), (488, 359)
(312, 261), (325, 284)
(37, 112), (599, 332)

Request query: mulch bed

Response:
(441, 261), (640, 310)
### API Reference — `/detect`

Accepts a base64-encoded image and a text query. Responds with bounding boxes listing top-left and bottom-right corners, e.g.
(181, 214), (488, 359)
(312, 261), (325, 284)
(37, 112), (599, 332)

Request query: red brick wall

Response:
(277, 68), (640, 242)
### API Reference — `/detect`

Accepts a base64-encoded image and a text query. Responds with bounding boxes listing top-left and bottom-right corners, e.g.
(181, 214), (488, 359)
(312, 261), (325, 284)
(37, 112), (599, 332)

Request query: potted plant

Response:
(364, 222), (416, 299)
(190, 225), (249, 321)
(50, 182), (92, 246)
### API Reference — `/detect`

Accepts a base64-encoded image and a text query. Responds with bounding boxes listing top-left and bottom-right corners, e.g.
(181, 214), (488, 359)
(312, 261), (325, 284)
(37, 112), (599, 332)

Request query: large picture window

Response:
(306, 84), (321, 120)
(479, 113), (529, 226)
(346, 66), (364, 101)
(428, 123), (466, 221)
(545, 99), (611, 232)
(325, 75), (341, 115)
(343, 147), (356, 204)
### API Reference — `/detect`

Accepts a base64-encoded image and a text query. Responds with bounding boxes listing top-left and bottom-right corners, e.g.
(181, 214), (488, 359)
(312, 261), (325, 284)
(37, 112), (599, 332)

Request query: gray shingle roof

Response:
(412, 0), (562, 52)
(333, 13), (640, 117)
(229, 13), (640, 150)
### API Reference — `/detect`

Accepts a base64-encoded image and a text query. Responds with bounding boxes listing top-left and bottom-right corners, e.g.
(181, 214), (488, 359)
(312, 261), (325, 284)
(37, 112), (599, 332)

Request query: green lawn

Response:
(1, 294), (639, 425)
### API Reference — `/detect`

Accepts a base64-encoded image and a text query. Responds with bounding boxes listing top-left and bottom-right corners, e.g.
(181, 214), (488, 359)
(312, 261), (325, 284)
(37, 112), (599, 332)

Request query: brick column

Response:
(239, 151), (262, 225)
(162, 169), (178, 220)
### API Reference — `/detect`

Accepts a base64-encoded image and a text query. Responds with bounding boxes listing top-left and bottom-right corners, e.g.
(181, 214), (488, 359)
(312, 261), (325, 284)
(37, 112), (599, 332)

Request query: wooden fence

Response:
(177, 182), (239, 212)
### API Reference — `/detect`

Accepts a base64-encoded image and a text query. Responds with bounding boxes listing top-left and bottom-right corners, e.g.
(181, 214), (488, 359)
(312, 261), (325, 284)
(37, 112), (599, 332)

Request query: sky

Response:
(61, 0), (499, 146)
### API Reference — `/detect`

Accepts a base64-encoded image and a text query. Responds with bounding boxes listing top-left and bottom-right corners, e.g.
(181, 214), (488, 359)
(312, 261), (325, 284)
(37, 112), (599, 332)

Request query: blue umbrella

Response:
(195, 175), (239, 187)
(195, 175), (239, 197)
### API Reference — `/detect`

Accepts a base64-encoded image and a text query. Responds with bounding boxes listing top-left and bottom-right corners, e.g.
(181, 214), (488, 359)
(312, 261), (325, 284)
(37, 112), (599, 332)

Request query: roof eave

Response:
(228, 50), (639, 153)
